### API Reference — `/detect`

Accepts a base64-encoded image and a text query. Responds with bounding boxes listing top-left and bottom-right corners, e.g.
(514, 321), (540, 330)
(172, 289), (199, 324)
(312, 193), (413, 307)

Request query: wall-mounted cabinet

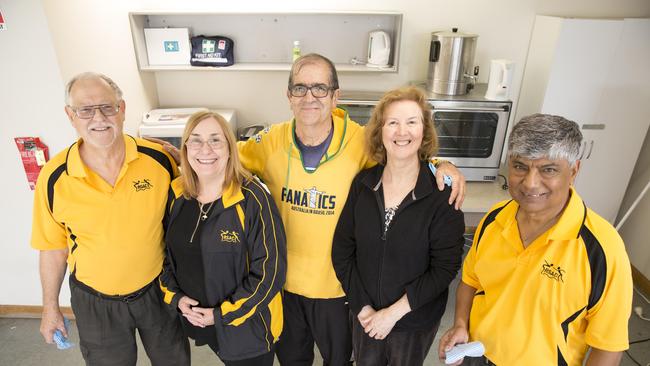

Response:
(129, 11), (402, 73)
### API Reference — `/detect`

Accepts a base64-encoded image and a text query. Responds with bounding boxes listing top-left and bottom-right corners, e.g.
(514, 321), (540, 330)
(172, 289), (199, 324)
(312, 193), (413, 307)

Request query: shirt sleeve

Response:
(219, 180), (287, 326)
(404, 190), (465, 310)
(584, 232), (633, 351)
(237, 128), (272, 179)
(30, 163), (67, 251)
(461, 218), (484, 290)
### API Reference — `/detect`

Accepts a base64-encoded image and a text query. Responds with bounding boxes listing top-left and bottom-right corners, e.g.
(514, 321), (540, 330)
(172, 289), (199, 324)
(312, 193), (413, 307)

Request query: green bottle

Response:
(292, 41), (301, 62)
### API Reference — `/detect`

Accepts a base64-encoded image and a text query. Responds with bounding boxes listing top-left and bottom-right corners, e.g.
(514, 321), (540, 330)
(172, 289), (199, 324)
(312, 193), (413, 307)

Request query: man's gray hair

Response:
(507, 113), (583, 167)
(65, 72), (123, 105)
(288, 53), (339, 90)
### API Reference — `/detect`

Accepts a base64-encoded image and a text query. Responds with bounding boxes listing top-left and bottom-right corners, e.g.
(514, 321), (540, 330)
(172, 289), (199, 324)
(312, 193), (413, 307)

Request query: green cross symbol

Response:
(202, 40), (216, 53)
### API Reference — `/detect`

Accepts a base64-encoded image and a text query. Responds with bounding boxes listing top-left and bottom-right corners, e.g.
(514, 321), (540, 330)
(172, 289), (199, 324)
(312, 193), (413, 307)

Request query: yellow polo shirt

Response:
(462, 189), (632, 365)
(31, 135), (178, 295)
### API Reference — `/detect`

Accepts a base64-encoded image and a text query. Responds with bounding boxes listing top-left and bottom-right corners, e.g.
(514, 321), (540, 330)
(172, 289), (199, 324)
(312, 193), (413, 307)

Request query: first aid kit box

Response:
(144, 28), (191, 65)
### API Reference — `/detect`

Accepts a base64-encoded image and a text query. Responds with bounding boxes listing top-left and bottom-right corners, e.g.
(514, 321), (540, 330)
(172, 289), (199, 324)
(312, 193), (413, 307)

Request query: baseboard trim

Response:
(632, 265), (650, 298)
(0, 305), (75, 319)
(0, 265), (644, 317)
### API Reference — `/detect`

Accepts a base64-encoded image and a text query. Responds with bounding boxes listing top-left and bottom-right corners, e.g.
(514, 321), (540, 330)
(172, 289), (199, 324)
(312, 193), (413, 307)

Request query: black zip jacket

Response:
(332, 162), (465, 330)
(160, 177), (287, 360)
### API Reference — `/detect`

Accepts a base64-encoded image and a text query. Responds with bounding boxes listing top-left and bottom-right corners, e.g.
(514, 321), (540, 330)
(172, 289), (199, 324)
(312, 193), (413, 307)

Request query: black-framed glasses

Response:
(185, 137), (226, 151)
(69, 103), (120, 119)
(289, 84), (334, 98)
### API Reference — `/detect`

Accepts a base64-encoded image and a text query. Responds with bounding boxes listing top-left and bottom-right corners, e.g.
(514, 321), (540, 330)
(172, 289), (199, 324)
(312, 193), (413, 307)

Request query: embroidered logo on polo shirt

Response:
(220, 230), (240, 243)
(133, 179), (153, 192)
(541, 260), (565, 283)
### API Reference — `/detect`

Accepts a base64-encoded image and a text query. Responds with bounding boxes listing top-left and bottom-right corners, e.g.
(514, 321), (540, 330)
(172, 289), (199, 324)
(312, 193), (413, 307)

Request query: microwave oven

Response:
(138, 108), (237, 148)
(338, 84), (511, 182)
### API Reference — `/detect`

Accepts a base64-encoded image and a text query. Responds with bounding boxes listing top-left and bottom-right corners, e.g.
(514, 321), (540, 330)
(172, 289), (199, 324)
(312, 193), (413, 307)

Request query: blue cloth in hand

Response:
(428, 162), (453, 186)
(53, 317), (74, 350)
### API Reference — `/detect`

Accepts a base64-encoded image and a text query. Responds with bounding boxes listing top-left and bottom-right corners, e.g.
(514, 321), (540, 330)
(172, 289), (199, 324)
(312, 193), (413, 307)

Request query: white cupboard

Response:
(516, 16), (650, 223)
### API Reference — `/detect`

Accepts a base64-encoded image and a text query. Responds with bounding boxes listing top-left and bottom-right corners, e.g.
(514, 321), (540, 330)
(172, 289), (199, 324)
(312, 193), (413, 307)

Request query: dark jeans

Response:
(70, 278), (190, 366)
(351, 311), (439, 366)
(275, 291), (353, 366)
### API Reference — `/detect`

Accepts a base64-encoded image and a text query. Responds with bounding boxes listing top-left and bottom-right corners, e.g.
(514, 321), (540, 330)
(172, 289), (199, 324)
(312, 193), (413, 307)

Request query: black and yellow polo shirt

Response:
(462, 188), (632, 365)
(31, 135), (178, 295)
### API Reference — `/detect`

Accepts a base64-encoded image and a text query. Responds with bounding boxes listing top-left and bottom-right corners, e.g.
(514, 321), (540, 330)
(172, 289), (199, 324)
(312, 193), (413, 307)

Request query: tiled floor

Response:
(2, 239), (649, 365)
(2, 288), (648, 365)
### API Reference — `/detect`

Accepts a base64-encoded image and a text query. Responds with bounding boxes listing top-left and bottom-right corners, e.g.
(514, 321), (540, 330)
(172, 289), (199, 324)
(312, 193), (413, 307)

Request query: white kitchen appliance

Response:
(366, 30), (391, 68)
(139, 108), (237, 148)
(485, 59), (515, 100)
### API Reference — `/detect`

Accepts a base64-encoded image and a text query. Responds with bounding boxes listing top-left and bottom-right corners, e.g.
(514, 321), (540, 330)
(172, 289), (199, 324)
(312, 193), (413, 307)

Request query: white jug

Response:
(485, 59), (514, 100)
(367, 30), (391, 67)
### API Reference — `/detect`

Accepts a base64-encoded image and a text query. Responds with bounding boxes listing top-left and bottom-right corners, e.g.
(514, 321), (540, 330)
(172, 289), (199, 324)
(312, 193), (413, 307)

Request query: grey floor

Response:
(3, 240), (650, 366)
(2, 286), (648, 365)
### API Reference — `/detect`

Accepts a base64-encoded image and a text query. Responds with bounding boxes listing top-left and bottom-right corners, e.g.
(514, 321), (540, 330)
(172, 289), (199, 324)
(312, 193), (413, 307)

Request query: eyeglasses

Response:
(69, 104), (120, 119)
(288, 84), (334, 98)
(185, 137), (226, 151)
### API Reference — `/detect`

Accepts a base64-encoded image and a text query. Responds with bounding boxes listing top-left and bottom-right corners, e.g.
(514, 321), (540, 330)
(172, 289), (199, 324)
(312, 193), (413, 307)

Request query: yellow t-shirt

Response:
(238, 108), (370, 298)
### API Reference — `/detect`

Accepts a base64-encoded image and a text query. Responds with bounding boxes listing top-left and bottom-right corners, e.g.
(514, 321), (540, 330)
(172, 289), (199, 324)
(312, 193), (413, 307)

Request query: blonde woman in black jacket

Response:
(160, 111), (286, 366)
(332, 86), (465, 366)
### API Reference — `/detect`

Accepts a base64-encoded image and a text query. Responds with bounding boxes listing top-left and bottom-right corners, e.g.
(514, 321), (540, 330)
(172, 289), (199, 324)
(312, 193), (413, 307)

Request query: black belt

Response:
(70, 273), (155, 303)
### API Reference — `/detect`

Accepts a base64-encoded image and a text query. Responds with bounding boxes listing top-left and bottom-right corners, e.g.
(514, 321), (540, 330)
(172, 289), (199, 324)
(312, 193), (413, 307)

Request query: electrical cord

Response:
(626, 337), (650, 366)
(635, 286), (650, 304)
(497, 174), (508, 190)
(624, 349), (649, 366)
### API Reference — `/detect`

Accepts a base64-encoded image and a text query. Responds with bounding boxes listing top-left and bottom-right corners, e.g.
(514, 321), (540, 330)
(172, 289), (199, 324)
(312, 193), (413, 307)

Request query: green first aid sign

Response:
(202, 39), (216, 53)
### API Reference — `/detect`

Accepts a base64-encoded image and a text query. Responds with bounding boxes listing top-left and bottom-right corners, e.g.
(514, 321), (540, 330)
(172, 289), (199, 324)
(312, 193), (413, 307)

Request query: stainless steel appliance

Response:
(426, 28), (478, 95)
(338, 84), (511, 181)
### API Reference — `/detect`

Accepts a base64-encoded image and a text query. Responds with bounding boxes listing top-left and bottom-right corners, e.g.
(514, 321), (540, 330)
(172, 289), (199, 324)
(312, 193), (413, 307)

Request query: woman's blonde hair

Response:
(180, 111), (251, 199)
(365, 86), (438, 165)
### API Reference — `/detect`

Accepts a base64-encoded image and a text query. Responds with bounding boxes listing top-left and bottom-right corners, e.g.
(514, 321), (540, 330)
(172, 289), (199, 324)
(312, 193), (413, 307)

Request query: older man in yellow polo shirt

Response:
(31, 72), (190, 365)
(438, 114), (632, 366)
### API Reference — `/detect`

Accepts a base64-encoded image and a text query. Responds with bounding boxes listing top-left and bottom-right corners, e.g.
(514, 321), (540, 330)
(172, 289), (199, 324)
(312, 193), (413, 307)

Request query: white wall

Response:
(618, 129), (650, 279)
(1, 0), (648, 306)
(0, 0), (73, 305)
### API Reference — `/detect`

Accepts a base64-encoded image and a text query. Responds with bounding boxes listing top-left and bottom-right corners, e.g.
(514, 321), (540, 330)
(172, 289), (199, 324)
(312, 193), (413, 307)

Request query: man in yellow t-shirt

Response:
(438, 114), (632, 366)
(31, 72), (189, 365)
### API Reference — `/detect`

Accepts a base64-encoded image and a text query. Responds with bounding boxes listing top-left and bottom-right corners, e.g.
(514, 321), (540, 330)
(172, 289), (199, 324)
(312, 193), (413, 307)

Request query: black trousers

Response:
(70, 278), (190, 366)
(351, 312), (439, 366)
(275, 291), (353, 366)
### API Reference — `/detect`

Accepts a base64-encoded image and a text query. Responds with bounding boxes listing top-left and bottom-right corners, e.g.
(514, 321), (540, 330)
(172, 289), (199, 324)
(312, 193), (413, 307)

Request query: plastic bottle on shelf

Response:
(292, 41), (301, 62)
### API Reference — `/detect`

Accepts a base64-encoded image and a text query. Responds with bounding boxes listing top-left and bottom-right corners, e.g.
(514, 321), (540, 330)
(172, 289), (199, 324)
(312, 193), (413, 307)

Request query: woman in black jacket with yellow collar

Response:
(332, 86), (465, 366)
(160, 111), (286, 365)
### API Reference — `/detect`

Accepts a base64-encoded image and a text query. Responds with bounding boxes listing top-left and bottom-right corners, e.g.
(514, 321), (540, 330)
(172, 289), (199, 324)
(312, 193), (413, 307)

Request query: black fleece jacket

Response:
(332, 162), (465, 330)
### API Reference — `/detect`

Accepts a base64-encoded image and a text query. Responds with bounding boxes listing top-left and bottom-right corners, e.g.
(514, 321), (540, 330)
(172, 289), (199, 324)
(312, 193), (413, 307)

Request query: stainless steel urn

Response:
(426, 28), (478, 95)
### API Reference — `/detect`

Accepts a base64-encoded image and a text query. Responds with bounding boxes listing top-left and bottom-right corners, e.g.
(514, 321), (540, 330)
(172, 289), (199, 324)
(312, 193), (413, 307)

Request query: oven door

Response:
(339, 102), (377, 125)
(431, 101), (511, 179)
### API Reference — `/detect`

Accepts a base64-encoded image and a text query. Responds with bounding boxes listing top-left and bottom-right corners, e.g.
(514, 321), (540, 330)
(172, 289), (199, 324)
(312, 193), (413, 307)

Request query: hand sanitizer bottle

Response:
(292, 41), (301, 62)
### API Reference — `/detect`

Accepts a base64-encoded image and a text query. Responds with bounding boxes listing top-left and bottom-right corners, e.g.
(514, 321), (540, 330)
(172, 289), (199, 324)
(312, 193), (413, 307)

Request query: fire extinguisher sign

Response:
(0, 10), (6, 31)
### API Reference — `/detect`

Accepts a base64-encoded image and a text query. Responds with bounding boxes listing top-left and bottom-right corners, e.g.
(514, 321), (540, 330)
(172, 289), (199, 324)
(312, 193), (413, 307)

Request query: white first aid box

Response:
(144, 28), (191, 65)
